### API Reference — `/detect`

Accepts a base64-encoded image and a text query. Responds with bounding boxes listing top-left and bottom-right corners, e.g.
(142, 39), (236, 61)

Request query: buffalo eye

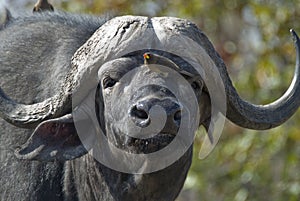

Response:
(103, 76), (117, 89)
(191, 81), (201, 90)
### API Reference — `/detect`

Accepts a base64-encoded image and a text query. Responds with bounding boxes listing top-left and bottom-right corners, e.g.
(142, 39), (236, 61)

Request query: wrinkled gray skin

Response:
(0, 10), (197, 201)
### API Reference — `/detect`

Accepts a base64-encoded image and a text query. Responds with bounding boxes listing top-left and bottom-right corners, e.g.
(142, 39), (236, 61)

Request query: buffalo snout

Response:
(130, 97), (182, 134)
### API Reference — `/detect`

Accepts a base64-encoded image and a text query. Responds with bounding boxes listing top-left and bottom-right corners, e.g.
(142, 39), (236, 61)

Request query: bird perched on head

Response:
(33, 0), (54, 12)
(143, 52), (195, 78)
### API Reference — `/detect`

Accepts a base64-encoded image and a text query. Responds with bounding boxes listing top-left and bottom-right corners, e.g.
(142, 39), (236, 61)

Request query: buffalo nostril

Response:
(131, 105), (148, 120)
(130, 105), (150, 128)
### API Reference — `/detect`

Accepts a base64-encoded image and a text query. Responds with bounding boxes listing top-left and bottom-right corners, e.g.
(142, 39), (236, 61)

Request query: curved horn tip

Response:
(290, 29), (300, 42)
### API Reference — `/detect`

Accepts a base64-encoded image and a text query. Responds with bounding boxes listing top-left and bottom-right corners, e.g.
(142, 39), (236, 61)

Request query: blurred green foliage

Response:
(21, 0), (300, 200)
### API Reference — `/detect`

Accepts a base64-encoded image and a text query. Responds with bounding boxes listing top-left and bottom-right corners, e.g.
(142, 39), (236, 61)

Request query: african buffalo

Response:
(0, 2), (300, 201)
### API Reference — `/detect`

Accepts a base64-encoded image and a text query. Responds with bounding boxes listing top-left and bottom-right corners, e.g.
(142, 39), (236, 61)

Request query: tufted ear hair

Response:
(15, 114), (87, 161)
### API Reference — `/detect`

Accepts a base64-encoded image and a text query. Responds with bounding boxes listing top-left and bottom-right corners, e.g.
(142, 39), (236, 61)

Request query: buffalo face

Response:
(96, 55), (203, 154)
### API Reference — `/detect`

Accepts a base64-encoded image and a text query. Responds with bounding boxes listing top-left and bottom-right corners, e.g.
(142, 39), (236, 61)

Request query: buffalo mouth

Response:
(126, 133), (175, 154)
(111, 127), (176, 154)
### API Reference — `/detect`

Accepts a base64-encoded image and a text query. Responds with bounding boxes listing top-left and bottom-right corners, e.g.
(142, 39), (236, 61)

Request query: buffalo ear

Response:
(198, 90), (213, 144)
(15, 114), (87, 161)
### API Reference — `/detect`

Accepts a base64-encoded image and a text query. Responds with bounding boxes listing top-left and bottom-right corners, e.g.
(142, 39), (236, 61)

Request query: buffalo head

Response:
(0, 16), (300, 173)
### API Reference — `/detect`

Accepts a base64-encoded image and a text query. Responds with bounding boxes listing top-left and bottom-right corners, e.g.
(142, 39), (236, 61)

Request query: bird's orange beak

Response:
(143, 53), (150, 60)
